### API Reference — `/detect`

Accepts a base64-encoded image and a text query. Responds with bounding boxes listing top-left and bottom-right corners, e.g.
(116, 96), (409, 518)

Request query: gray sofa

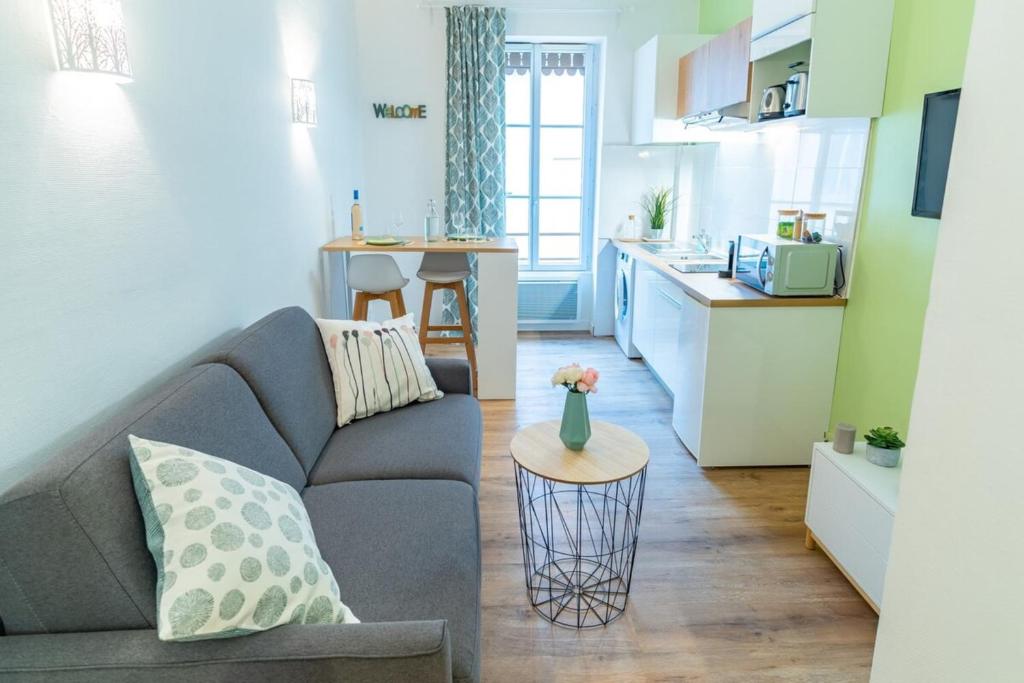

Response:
(0, 307), (483, 682)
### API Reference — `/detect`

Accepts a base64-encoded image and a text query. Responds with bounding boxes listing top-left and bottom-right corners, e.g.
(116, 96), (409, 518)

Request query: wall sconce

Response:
(48, 0), (132, 78)
(291, 79), (317, 126)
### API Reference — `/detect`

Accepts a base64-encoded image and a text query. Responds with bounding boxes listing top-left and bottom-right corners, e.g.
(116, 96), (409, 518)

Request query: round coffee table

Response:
(510, 420), (649, 629)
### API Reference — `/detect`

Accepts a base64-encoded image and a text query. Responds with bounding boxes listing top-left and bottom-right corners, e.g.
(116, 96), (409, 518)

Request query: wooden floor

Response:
(436, 332), (878, 682)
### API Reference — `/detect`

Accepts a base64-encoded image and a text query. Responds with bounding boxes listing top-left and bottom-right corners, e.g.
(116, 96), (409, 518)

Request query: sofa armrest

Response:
(0, 621), (451, 683)
(425, 357), (473, 395)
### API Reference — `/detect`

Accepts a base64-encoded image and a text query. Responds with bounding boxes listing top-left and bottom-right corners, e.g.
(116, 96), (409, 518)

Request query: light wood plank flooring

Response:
(436, 332), (877, 682)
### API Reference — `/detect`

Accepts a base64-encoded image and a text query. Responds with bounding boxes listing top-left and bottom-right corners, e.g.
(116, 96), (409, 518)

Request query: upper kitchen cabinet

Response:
(631, 34), (714, 145)
(676, 18), (753, 123)
(748, 0), (895, 119)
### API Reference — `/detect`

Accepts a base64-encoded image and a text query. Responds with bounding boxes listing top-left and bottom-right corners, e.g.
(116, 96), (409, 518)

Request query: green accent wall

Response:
(698, 0), (752, 34)
(829, 0), (975, 437)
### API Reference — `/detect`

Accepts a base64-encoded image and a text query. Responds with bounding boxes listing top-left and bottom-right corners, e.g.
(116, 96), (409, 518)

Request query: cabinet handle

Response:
(656, 287), (682, 308)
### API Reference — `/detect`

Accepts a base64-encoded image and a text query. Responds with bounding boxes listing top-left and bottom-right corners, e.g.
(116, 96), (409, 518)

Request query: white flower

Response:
(551, 363), (584, 387)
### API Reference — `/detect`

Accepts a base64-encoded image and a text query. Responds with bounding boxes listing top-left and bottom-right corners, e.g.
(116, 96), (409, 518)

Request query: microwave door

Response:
(735, 242), (762, 289)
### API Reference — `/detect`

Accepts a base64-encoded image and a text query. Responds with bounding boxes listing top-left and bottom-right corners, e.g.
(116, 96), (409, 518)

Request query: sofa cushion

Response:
(128, 436), (359, 641)
(302, 480), (480, 683)
(0, 364), (306, 635)
(307, 395), (482, 491)
(205, 307), (337, 474)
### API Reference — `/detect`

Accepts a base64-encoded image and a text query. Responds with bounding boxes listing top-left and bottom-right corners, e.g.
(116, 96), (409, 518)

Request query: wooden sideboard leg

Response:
(804, 527), (816, 550)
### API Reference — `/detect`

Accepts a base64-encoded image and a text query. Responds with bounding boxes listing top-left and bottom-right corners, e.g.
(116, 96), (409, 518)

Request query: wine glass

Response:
(391, 211), (405, 240)
(451, 212), (465, 241)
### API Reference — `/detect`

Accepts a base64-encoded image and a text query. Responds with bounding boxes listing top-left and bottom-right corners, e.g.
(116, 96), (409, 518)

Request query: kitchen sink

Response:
(670, 261), (724, 274)
(640, 243), (709, 259)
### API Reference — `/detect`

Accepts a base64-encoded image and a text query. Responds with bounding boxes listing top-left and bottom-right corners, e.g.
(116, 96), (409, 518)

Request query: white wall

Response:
(870, 2), (1024, 680)
(0, 0), (363, 492)
(678, 119), (869, 268)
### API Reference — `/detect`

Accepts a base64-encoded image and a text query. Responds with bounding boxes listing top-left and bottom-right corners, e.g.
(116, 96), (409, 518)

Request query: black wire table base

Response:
(514, 462), (647, 629)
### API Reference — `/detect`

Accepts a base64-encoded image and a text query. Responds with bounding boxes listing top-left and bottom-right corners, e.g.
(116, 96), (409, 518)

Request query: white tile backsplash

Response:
(677, 118), (870, 273)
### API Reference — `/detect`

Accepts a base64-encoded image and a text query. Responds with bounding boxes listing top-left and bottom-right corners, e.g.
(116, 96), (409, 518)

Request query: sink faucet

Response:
(693, 229), (712, 254)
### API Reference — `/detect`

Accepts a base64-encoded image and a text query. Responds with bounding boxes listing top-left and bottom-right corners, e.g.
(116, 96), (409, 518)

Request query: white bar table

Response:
(321, 236), (519, 400)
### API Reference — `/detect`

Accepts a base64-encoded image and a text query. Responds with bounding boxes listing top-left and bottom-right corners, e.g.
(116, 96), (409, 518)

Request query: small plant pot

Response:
(559, 391), (591, 451)
(866, 444), (901, 468)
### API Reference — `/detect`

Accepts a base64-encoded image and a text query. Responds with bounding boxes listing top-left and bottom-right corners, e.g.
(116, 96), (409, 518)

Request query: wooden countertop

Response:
(322, 236), (519, 253)
(614, 240), (847, 309)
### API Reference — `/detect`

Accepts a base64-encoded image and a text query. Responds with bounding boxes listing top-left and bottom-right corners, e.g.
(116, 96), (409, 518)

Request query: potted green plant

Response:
(640, 187), (675, 237)
(865, 426), (905, 467)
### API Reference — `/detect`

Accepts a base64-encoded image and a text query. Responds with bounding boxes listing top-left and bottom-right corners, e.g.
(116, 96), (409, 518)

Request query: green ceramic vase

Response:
(559, 391), (592, 451)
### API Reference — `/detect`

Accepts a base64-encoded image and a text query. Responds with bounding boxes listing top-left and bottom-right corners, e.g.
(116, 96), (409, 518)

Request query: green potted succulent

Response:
(640, 187), (675, 236)
(865, 426), (905, 467)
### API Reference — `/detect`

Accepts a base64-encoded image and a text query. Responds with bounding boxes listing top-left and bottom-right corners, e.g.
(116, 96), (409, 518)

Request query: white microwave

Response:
(734, 234), (838, 297)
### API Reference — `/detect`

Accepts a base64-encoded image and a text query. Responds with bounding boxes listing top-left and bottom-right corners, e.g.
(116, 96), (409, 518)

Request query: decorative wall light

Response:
(291, 79), (317, 126)
(48, 0), (132, 78)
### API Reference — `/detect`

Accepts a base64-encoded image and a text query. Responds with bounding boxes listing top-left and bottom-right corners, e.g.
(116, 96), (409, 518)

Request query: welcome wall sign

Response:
(373, 103), (428, 119)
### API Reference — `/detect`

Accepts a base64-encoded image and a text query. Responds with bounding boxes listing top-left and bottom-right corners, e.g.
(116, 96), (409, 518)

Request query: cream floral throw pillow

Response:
(316, 313), (443, 427)
(128, 435), (358, 641)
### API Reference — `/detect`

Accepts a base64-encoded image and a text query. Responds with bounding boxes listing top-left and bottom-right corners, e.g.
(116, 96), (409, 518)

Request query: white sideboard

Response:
(804, 441), (901, 612)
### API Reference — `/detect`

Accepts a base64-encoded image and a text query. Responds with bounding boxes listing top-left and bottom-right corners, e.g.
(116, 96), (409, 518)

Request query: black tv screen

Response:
(912, 88), (961, 219)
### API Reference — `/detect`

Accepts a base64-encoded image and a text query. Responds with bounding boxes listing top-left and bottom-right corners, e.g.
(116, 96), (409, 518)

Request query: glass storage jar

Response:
(776, 209), (801, 239)
(803, 212), (827, 242)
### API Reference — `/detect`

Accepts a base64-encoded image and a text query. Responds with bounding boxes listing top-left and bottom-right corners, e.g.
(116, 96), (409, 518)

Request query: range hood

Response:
(681, 102), (750, 129)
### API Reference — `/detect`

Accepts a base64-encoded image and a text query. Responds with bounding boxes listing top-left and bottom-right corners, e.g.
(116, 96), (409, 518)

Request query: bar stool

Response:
(347, 254), (409, 320)
(417, 252), (478, 395)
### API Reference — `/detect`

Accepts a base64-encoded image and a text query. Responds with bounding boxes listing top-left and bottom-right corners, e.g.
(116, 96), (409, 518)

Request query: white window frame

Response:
(505, 42), (600, 273)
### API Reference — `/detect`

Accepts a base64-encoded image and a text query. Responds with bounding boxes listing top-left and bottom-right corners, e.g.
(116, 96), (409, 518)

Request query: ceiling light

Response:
(48, 0), (132, 78)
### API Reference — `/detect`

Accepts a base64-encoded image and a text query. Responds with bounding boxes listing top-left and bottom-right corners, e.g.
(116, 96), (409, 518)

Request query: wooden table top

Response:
(510, 420), (650, 485)
(322, 236), (519, 253)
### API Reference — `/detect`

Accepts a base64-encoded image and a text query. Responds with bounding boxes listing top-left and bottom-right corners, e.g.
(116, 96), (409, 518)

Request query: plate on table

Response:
(365, 237), (407, 246)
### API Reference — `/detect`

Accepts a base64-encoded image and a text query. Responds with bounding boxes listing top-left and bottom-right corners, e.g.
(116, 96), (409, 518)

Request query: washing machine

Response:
(614, 250), (641, 358)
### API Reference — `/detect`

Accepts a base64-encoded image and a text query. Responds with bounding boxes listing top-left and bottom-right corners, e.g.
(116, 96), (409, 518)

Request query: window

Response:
(505, 43), (598, 271)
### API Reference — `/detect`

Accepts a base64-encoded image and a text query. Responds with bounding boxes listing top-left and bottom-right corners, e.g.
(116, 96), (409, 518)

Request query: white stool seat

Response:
(417, 252), (471, 284)
(348, 254), (409, 294)
(417, 269), (471, 283)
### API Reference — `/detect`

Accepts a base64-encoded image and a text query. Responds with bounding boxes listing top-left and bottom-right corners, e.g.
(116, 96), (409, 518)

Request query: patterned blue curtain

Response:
(442, 5), (506, 342)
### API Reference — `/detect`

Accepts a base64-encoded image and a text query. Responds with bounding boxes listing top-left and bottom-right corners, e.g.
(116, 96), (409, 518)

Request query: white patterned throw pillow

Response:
(316, 313), (443, 427)
(128, 435), (358, 641)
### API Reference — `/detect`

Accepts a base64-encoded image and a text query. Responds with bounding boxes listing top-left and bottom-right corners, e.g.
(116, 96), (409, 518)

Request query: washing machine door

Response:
(615, 268), (629, 322)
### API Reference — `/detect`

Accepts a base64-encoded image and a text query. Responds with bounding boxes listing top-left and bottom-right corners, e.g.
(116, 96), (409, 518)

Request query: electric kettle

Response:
(784, 61), (809, 117)
(758, 85), (786, 121)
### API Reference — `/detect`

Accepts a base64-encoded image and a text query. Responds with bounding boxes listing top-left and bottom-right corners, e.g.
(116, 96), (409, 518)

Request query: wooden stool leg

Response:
(395, 289), (408, 317)
(353, 292), (368, 321)
(419, 283), (434, 351)
(454, 280), (478, 396)
(387, 291), (403, 319)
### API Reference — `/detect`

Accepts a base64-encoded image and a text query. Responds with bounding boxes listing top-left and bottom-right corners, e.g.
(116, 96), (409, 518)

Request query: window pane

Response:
(505, 67), (532, 126)
(538, 198), (581, 234)
(505, 197), (530, 234)
(539, 127), (583, 196)
(506, 127), (531, 196)
(540, 54), (585, 126)
(538, 235), (581, 263)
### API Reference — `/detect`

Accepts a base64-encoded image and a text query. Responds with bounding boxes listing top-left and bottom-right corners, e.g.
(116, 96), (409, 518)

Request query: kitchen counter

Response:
(614, 240), (847, 308)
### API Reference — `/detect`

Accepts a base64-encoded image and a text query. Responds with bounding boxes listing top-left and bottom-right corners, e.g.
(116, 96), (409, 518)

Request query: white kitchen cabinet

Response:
(751, 0), (815, 42)
(805, 441), (900, 612)
(747, 0), (894, 119)
(631, 262), (656, 360)
(671, 303), (844, 466)
(671, 290), (709, 453)
(631, 263), (685, 395)
(631, 34), (715, 145)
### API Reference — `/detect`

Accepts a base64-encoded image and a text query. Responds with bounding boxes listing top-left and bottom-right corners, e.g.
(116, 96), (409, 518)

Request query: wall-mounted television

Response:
(912, 88), (961, 219)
